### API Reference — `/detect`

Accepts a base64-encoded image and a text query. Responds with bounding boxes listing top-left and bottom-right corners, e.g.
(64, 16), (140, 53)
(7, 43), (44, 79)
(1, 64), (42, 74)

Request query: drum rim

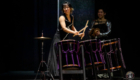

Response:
(100, 38), (117, 43)
(79, 39), (97, 43)
(57, 39), (78, 43)
(61, 39), (76, 41)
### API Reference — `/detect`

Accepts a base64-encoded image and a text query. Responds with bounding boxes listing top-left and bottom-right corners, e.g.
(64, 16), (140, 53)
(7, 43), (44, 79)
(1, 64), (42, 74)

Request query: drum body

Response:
(56, 39), (80, 69)
(100, 38), (123, 71)
(80, 39), (104, 67)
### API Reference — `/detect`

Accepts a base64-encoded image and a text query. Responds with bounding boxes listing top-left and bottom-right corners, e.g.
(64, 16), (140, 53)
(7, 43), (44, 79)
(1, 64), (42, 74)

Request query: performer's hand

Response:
(78, 33), (85, 38)
(94, 22), (98, 25)
(95, 30), (100, 36)
(74, 31), (79, 35)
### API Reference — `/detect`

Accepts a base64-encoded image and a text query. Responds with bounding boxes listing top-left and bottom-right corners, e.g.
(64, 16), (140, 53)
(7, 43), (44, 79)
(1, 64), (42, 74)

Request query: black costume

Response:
(89, 20), (111, 40)
(47, 14), (73, 76)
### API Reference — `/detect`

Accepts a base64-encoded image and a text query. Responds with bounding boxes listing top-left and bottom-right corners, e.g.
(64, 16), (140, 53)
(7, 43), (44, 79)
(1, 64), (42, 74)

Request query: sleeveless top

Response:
(57, 14), (73, 40)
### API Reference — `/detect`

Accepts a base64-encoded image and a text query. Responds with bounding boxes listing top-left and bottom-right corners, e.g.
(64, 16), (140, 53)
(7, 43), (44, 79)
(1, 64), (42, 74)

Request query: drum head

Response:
(79, 39), (97, 43)
(57, 39), (78, 45)
(61, 39), (76, 42)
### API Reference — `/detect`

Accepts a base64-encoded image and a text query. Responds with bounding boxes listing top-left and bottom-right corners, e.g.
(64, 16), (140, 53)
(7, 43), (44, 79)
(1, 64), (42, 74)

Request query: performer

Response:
(88, 8), (112, 78)
(47, 1), (84, 76)
(89, 8), (111, 40)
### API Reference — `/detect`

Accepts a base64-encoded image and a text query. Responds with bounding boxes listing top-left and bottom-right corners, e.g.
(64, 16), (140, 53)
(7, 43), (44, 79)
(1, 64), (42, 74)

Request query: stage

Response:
(0, 71), (140, 80)
(1, 0), (140, 80)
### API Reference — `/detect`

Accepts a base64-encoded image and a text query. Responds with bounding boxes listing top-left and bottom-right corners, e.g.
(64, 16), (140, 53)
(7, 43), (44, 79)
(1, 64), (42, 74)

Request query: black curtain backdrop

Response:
(1, 0), (140, 77)
(2, 0), (35, 72)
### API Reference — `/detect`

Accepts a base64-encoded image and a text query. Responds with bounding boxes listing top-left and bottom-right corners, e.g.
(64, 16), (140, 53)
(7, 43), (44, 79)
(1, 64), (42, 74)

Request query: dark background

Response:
(1, 0), (140, 77)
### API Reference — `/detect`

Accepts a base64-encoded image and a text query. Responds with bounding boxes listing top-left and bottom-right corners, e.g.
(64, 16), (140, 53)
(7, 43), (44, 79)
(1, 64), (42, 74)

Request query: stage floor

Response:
(0, 71), (140, 80)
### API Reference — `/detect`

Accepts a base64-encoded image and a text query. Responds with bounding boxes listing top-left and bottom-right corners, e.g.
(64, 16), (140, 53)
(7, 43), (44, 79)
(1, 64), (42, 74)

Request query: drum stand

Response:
(34, 32), (54, 80)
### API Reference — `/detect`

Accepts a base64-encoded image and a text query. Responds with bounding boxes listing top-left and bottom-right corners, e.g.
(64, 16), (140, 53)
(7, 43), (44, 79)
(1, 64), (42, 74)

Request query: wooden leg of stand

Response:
(90, 45), (97, 80)
(81, 45), (86, 80)
(119, 49), (125, 78)
(104, 49), (112, 80)
(118, 38), (126, 78)
(59, 45), (63, 80)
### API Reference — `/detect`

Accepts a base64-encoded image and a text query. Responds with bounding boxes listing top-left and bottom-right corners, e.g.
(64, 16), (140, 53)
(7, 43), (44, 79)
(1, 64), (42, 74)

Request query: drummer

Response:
(88, 8), (112, 78)
(47, 1), (84, 77)
(89, 8), (112, 40)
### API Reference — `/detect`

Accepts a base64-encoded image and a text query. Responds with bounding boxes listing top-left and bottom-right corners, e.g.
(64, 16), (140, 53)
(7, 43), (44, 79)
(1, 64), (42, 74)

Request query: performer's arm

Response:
(99, 21), (111, 37)
(59, 16), (78, 35)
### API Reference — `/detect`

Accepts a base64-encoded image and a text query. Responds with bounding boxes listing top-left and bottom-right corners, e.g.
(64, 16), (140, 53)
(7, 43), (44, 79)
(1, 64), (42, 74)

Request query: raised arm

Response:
(59, 16), (78, 35)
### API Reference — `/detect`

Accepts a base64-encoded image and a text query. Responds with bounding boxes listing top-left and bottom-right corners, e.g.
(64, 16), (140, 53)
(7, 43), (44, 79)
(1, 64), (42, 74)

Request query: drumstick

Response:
(78, 25), (88, 33)
(81, 23), (88, 39)
(73, 27), (85, 37)
(78, 20), (89, 33)
(81, 27), (86, 39)
(73, 26), (86, 37)
(81, 20), (89, 39)
(73, 20), (89, 37)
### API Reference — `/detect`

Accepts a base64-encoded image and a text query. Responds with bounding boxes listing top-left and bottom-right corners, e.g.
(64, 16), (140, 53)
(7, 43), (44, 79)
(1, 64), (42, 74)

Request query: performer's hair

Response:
(97, 8), (106, 13)
(62, 1), (74, 13)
